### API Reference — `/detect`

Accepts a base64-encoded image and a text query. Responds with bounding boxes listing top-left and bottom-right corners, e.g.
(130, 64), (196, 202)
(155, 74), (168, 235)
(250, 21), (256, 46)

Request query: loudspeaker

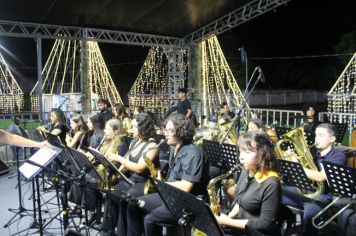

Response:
(0, 159), (9, 176)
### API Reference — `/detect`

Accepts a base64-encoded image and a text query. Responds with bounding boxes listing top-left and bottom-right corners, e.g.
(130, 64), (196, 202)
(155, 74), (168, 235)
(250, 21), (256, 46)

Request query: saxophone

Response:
(143, 139), (165, 194)
(274, 126), (324, 199)
(208, 165), (241, 215)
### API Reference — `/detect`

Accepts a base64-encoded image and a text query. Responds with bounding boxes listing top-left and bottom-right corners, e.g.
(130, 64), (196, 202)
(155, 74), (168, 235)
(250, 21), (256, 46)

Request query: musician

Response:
(99, 113), (158, 235)
(247, 118), (266, 132)
(165, 88), (192, 119)
(282, 123), (347, 235)
(301, 103), (321, 145)
(216, 131), (281, 236)
(126, 113), (205, 236)
(113, 103), (131, 135)
(216, 115), (238, 145)
(66, 115), (88, 149)
(37, 108), (69, 145)
(97, 98), (113, 124)
(84, 113), (105, 150)
(219, 101), (235, 120)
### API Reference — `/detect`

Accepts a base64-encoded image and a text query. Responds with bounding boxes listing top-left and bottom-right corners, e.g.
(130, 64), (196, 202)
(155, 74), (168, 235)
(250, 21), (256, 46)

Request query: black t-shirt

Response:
(166, 144), (204, 196)
(177, 99), (192, 117)
(233, 170), (281, 236)
(100, 109), (113, 124)
(51, 123), (69, 145)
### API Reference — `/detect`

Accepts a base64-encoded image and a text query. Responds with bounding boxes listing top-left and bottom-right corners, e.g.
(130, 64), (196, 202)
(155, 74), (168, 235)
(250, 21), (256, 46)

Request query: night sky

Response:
(0, 0), (355, 104)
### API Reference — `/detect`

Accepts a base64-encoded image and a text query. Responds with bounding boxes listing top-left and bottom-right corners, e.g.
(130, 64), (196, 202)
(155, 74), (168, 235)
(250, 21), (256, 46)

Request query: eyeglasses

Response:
(163, 128), (175, 134)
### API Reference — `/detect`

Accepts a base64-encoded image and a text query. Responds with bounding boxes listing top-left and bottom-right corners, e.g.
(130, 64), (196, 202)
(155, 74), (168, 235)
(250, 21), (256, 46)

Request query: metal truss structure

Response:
(184, 0), (292, 44)
(0, 0), (290, 47)
(128, 47), (188, 122)
(0, 20), (183, 48)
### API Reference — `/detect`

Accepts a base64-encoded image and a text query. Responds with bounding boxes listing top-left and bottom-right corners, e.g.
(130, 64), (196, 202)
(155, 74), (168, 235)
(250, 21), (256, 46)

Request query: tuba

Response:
(274, 126), (324, 199)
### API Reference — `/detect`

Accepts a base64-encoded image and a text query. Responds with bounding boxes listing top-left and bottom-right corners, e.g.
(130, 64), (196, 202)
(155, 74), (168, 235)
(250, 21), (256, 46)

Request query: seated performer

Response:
(37, 108), (69, 145)
(113, 103), (131, 135)
(99, 113), (159, 235)
(282, 123), (347, 235)
(126, 113), (205, 236)
(216, 131), (281, 236)
(66, 115), (88, 149)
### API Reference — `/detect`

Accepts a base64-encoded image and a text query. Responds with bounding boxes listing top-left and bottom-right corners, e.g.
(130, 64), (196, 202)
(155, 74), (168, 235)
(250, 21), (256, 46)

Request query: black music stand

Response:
(277, 160), (315, 192)
(203, 139), (238, 171)
(18, 147), (62, 236)
(312, 161), (356, 229)
(322, 161), (356, 199)
(87, 147), (133, 185)
(150, 177), (224, 236)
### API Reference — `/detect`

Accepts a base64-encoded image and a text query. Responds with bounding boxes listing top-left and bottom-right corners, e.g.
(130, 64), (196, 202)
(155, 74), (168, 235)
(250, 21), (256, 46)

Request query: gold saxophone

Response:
(143, 139), (165, 195)
(208, 165), (241, 215)
(274, 126), (324, 199)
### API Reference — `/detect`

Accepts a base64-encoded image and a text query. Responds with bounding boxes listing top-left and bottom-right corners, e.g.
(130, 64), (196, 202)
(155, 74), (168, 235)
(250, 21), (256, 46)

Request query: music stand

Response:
(150, 177), (224, 236)
(203, 139), (238, 171)
(277, 159), (315, 192)
(66, 147), (103, 184)
(312, 161), (356, 229)
(322, 161), (356, 198)
(87, 147), (134, 185)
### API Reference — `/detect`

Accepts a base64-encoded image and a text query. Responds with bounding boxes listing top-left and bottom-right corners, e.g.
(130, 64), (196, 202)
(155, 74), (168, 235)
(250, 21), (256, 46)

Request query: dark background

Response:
(0, 0), (355, 104)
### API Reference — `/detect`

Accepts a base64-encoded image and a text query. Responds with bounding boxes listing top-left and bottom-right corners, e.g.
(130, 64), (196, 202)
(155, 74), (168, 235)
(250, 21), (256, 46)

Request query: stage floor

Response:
(0, 166), (99, 236)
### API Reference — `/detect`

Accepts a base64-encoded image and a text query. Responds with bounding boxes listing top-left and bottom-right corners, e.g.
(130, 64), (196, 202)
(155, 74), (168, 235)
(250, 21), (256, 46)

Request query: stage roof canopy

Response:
(0, 0), (257, 37)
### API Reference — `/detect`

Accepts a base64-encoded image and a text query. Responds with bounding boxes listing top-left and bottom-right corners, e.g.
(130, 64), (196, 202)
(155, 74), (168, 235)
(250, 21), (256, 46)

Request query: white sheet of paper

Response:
(19, 147), (61, 179)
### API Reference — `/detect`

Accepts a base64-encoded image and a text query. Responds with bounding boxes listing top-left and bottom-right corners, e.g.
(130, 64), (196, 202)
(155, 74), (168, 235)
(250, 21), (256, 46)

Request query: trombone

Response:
(312, 194), (356, 230)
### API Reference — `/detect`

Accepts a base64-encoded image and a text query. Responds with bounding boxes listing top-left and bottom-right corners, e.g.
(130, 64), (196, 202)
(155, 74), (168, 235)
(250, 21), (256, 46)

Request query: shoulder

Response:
(180, 144), (202, 159)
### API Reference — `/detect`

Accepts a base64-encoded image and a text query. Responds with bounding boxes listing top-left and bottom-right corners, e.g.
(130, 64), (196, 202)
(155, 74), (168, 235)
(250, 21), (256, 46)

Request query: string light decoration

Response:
(31, 39), (123, 112)
(201, 35), (249, 120)
(128, 47), (188, 117)
(0, 51), (24, 113)
(327, 52), (356, 124)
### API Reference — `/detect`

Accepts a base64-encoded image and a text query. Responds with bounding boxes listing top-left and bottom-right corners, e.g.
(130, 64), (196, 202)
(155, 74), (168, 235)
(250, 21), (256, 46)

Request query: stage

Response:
(0, 166), (99, 236)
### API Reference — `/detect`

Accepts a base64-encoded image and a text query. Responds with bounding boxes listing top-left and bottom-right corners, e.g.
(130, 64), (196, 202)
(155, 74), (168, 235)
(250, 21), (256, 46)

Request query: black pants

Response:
(127, 193), (179, 236)
(101, 179), (145, 235)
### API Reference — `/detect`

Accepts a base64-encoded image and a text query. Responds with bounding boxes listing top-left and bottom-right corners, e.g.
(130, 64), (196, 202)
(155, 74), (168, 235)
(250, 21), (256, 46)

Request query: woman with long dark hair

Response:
(216, 131), (281, 236)
(37, 108), (69, 145)
(100, 113), (159, 235)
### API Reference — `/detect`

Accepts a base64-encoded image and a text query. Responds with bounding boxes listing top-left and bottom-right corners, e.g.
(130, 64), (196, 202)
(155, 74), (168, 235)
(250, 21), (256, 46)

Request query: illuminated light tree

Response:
(128, 46), (188, 118)
(201, 35), (249, 120)
(327, 52), (356, 124)
(0, 51), (23, 113)
(31, 39), (123, 112)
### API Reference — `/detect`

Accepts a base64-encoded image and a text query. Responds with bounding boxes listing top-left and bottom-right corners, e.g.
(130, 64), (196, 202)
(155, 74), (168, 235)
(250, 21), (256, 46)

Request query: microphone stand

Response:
(220, 67), (263, 144)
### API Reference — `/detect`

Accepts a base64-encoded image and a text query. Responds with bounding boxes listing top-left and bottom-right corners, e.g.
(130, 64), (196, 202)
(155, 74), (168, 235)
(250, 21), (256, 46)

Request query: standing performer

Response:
(126, 113), (205, 236)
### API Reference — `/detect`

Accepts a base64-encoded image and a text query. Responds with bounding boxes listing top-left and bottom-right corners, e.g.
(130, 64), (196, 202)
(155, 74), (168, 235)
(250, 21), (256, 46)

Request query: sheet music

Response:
(19, 146), (61, 179)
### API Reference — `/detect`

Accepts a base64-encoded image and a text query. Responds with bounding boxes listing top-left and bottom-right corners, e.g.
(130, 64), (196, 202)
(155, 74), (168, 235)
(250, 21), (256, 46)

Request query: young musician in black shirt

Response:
(126, 113), (204, 236)
(216, 131), (281, 236)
